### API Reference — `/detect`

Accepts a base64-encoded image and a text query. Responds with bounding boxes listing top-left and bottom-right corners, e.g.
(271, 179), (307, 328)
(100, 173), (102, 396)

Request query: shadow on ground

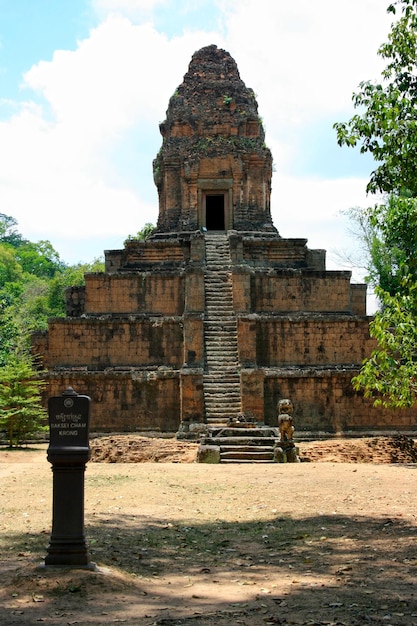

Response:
(1, 511), (417, 625)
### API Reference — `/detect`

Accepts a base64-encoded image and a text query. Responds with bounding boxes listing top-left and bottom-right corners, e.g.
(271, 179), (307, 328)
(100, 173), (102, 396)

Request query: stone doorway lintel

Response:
(198, 178), (233, 230)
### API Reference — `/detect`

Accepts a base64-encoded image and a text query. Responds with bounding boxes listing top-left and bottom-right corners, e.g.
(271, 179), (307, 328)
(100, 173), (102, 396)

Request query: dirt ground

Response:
(1, 435), (417, 626)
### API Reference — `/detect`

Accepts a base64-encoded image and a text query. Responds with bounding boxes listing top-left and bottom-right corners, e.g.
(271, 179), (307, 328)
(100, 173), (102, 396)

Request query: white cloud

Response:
(0, 0), (393, 281)
(0, 16), (221, 256)
(272, 174), (371, 260)
(223, 0), (391, 126)
(92, 0), (168, 21)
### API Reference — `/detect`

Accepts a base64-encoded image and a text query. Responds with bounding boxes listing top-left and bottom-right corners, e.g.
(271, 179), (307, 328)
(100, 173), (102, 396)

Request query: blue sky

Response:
(0, 0), (393, 309)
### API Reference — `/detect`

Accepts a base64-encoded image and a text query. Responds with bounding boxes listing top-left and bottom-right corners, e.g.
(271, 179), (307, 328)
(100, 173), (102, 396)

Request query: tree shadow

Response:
(1, 511), (417, 624)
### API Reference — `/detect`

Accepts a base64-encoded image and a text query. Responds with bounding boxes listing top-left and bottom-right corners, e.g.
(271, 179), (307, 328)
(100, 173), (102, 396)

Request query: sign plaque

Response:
(45, 387), (93, 568)
(48, 388), (90, 453)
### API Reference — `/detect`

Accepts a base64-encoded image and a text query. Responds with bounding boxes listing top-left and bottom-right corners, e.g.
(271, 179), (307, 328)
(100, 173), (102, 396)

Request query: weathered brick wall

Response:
(83, 274), (185, 316)
(254, 317), (375, 366)
(123, 240), (189, 265)
(183, 314), (204, 367)
(105, 240), (190, 273)
(45, 318), (183, 368)
(350, 284), (367, 316)
(44, 371), (180, 432)
(65, 286), (86, 316)
(250, 272), (353, 313)
(242, 239), (310, 267)
(185, 269), (205, 313)
(180, 370), (204, 423)
(263, 373), (417, 432)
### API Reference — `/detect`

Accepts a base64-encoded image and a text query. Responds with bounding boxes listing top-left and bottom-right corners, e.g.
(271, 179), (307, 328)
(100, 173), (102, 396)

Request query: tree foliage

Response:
(335, 0), (417, 408)
(125, 223), (155, 242)
(0, 213), (105, 364)
(352, 282), (417, 407)
(0, 357), (47, 447)
(359, 195), (417, 294)
(334, 0), (417, 196)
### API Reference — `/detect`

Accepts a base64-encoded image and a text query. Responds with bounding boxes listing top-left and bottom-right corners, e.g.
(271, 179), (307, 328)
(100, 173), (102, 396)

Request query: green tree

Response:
(0, 244), (24, 287)
(125, 223), (155, 242)
(352, 283), (417, 407)
(0, 211), (105, 361)
(335, 0), (417, 407)
(14, 240), (65, 279)
(348, 195), (417, 295)
(0, 357), (47, 447)
(334, 0), (417, 195)
(45, 258), (104, 319)
(0, 213), (25, 248)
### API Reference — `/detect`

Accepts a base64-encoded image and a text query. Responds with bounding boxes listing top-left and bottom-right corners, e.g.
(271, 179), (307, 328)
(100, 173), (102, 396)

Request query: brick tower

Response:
(33, 46), (416, 436)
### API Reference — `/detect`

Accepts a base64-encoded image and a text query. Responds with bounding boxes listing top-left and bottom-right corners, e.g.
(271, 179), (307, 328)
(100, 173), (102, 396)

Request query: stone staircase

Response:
(200, 232), (279, 463)
(203, 232), (241, 425)
(199, 426), (279, 464)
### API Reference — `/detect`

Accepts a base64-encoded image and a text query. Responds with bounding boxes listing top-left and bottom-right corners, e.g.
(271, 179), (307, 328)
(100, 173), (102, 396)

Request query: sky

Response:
(0, 0), (393, 309)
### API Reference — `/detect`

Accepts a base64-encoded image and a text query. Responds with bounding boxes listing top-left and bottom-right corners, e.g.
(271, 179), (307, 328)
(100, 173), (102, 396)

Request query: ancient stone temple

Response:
(33, 45), (416, 434)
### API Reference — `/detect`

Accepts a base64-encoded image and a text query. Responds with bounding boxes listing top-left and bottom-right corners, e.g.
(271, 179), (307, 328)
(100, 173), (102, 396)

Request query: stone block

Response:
(197, 445), (221, 463)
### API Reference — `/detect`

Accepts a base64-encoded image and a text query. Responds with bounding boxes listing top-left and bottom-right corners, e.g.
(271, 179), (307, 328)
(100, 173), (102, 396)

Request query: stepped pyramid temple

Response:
(33, 45), (416, 437)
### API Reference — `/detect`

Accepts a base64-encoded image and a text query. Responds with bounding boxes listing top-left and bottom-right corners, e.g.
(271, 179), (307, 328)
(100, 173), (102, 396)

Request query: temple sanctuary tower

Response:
(33, 46), (417, 434)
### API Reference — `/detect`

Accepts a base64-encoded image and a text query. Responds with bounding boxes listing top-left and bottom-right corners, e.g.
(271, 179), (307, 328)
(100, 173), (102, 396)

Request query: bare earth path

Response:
(1, 437), (417, 625)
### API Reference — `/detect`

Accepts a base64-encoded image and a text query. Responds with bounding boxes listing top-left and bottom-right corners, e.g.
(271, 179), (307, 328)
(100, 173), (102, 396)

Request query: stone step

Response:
(204, 320), (236, 325)
(204, 368), (239, 373)
(205, 357), (238, 362)
(203, 378), (240, 383)
(205, 361), (238, 366)
(204, 392), (241, 399)
(206, 359), (238, 365)
(208, 437), (277, 445)
(220, 451), (274, 461)
(204, 383), (240, 387)
(204, 395), (240, 400)
(206, 417), (231, 426)
(205, 322), (236, 327)
(204, 393), (241, 400)
(220, 459), (274, 464)
(204, 389), (240, 394)
(220, 445), (274, 453)
(204, 384), (240, 389)
(205, 332), (236, 337)
(205, 348), (238, 353)
(205, 407), (242, 413)
(206, 402), (240, 418)
(206, 350), (237, 356)
(205, 340), (238, 346)
(205, 404), (241, 410)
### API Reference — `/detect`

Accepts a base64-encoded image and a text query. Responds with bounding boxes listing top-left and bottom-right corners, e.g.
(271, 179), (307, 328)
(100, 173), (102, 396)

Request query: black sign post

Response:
(45, 387), (93, 568)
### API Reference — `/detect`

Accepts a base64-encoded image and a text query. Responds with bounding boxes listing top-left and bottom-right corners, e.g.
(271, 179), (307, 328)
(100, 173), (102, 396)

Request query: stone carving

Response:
(274, 398), (299, 463)
(277, 398), (294, 442)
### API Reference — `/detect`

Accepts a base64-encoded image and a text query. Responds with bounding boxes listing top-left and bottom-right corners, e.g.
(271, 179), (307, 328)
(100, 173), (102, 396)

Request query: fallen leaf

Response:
(32, 594), (44, 603)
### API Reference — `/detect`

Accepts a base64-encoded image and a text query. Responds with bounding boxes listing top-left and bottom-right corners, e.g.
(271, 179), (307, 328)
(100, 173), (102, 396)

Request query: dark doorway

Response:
(206, 194), (225, 230)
